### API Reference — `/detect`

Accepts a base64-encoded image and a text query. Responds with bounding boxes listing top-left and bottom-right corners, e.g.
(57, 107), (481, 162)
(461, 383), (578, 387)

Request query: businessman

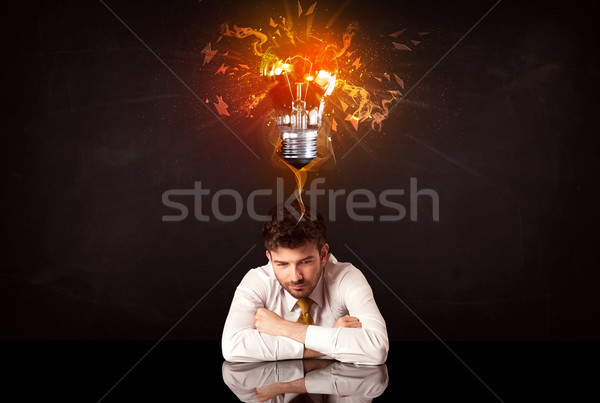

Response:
(222, 201), (388, 365)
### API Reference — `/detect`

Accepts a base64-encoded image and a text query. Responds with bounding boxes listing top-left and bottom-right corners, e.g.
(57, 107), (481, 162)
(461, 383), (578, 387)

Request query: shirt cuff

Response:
(304, 325), (340, 357)
(304, 367), (335, 394)
(276, 336), (305, 360)
(276, 360), (305, 381)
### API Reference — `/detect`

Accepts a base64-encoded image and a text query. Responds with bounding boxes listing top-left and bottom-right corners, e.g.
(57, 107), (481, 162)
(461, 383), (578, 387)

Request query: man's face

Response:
(267, 241), (329, 299)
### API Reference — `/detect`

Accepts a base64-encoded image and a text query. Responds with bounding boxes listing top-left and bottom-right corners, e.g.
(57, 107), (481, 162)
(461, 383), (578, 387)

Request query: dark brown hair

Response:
(262, 200), (327, 251)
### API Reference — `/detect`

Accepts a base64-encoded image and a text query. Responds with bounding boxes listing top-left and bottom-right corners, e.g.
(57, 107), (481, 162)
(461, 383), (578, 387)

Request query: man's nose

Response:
(290, 266), (303, 282)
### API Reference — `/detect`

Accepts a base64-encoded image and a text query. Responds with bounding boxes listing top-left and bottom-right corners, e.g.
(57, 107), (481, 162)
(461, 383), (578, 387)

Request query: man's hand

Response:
(255, 382), (286, 402)
(256, 379), (306, 402)
(254, 307), (285, 336)
(333, 315), (362, 328)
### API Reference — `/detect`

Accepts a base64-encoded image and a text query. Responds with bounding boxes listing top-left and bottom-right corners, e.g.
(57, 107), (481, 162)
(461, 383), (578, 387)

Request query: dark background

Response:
(2, 0), (599, 399)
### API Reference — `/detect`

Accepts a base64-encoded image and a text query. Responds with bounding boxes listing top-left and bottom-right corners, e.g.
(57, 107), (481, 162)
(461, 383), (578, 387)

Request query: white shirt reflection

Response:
(222, 359), (389, 403)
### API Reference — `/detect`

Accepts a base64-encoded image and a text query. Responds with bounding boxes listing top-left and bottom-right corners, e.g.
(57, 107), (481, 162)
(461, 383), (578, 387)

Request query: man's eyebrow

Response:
(273, 255), (315, 264)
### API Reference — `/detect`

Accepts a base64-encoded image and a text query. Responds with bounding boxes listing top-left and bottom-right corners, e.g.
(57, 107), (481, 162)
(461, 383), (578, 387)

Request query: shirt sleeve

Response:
(304, 362), (389, 398)
(304, 267), (389, 365)
(222, 360), (305, 401)
(222, 270), (305, 362)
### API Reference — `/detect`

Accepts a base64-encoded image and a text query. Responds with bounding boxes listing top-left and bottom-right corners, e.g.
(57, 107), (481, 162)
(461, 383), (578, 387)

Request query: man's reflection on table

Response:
(222, 359), (388, 402)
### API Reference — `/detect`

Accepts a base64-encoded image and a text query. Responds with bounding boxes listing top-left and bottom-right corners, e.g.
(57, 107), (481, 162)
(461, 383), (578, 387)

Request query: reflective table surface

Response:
(3, 341), (598, 401)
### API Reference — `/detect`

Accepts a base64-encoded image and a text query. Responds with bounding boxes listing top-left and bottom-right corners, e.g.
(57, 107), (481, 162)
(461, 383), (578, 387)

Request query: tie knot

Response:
(296, 298), (314, 314)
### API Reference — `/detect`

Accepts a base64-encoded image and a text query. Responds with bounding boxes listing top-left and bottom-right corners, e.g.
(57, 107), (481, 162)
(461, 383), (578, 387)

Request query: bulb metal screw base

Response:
(280, 130), (318, 169)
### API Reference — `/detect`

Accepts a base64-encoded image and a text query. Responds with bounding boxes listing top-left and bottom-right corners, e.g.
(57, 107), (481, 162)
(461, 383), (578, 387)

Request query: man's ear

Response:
(265, 249), (271, 262)
(320, 243), (329, 265)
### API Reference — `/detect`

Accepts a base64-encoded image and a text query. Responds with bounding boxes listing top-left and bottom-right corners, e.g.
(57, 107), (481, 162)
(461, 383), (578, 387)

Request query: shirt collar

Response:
(282, 253), (330, 312)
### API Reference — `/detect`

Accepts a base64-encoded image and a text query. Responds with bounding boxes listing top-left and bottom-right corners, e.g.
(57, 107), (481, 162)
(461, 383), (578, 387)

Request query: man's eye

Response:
(301, 260), (311, 264)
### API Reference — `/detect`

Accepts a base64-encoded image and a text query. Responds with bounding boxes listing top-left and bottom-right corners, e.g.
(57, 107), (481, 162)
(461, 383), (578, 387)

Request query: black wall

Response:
(2, 0), (599, 341)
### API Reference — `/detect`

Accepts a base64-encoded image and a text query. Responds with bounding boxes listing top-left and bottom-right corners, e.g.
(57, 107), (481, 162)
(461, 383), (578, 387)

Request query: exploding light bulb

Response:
(261, 40), (338, 169)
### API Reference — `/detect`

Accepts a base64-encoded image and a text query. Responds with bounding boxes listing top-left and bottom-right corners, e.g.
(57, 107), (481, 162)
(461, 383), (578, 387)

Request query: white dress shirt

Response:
(221, 253), (389, 365)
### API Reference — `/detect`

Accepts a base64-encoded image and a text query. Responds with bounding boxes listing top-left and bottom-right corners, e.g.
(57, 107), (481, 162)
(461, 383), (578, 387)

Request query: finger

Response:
(346, 319), (361, 328)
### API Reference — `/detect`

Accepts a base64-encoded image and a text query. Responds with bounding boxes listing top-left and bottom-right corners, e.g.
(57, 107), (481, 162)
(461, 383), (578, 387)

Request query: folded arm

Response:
(304, 268), (389, 365)
(222, 280), (306, 362)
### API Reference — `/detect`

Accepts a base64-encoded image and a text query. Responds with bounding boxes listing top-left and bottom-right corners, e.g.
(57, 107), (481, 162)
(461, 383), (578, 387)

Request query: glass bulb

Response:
(261, 41), (337, 169)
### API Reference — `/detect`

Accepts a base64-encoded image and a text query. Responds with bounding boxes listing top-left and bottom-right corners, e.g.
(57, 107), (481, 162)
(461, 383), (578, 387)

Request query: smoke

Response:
(338, 83), (401, 131)
(333, 22), (358, 58)
(219, 23), (268, 56)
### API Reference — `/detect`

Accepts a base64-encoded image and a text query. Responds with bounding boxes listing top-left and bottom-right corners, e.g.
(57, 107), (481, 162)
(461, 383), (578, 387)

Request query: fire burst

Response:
(199, 1), (426, 204)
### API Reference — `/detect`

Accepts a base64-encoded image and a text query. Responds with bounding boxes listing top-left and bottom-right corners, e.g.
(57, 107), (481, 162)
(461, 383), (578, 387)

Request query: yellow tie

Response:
(296, 298), (315, 325)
